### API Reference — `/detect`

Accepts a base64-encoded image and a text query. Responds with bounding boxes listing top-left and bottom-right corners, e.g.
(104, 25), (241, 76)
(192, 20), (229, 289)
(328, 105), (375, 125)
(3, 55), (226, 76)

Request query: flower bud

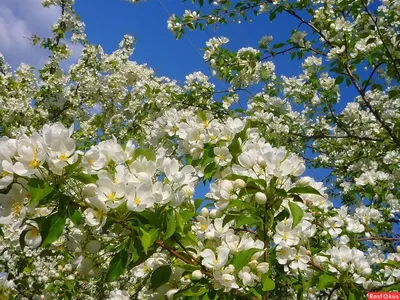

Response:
(248, 260), (258, 269)
(255, 192), (267, 204)
(397, 245), (400, 253)
(64, 264), (72, 272)
(234, 179), (246, 189)
(298, 177), (311, 186)
(360, 267), (372, 277)
(200, 207), (209, 217)
(209, 209), (218, 219)
(192, 270), (203, 280)
(256, 262), (269, 274)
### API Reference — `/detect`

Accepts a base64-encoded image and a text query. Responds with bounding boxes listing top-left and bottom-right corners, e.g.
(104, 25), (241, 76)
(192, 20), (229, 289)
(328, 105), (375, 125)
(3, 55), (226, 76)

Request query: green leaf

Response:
(383, 283), (400, 291)
(72, 173), (97, 184)
(133, 148), (156, 161)
(182, 285), (208, 296)
(28, 179), (53, 206)
(175, 211), (184, 232)
(194, 198), (203, 210)
(138, 210), (162, 228)
(348, 292), (356, 300)
(204, 162), (217, 180)
(262, 274), (275, 291)
(232, 248), (260, 272)
(335, 76), (344, 85)
(19, 230), (28, 250)
(223, 213), (240, 226)
(140, 228), (158, 254)
(228, 137), (241, 155)
(40, 212), (67, 246)
(269, 11), (276, 21)
(106, 250), (128, 281)
(288, 201), (304, 228)
(181, 209), (194, 222)
(275, 209), (290, 222)
(151, 265), (172, 290)
(317, 274), (336, 289)
(64, 155), (82, 176)
(287, 186), (321, 196)
(249, 287), (262, 299)
(164, 210), (176, 240)
(69, 209), (83, 225)
(389, 89), (400, 99)
(226, 199), (246, 210)
(236, 215), (261, 227)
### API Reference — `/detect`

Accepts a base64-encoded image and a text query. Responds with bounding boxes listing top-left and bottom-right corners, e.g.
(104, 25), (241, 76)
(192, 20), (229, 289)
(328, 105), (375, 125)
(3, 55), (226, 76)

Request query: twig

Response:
(155, 240), (195, 265)
(358, 236), (400, 242)
(172, 236), (200, 264)
(309, 260), (324, 272)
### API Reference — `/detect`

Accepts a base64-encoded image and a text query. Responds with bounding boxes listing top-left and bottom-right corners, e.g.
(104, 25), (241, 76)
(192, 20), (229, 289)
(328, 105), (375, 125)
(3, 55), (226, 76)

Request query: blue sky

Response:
(0, 0), (355, 201)
(74, 0), (303, 82)
(73, 0), (334, 199)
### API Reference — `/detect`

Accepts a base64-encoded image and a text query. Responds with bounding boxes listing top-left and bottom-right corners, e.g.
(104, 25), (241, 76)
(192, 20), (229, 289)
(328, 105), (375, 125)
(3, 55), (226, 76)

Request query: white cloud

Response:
(0, 0), (59, 68)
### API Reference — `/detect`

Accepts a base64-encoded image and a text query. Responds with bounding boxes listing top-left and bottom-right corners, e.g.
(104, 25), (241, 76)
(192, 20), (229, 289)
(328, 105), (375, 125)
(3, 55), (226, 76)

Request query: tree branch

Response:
(155, 240), (196, 265)
(358, 236), (400, 242)
(360, 0), (400, 79)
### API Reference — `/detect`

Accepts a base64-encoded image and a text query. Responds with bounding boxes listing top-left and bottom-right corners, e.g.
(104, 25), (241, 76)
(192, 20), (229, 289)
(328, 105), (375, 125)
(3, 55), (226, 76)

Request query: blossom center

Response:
(12, 202), (22, 216)
(59, 153), (67, 161)
(107, 192), (117, 201)
(134, 197), (141, 205)
(95, 209), (104, 218)
(29, 159), (40, 168)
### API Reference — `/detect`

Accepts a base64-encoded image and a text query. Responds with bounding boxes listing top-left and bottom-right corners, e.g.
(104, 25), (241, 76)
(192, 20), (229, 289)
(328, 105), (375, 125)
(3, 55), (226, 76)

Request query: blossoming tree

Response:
(0, 0), (399, 299)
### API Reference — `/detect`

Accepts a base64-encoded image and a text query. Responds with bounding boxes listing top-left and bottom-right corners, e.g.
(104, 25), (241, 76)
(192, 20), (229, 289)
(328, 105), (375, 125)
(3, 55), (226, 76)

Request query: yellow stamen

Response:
(59, 153), (67, 161)
(29, 159), (40, 168)
(134, 197), (141, 205)
(107, 192), (117, 202)
(12, 202), (22, 216)
(30, 228), (38, 237)
(1, 170), (9, 178)
(95, 210), (104, 218)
